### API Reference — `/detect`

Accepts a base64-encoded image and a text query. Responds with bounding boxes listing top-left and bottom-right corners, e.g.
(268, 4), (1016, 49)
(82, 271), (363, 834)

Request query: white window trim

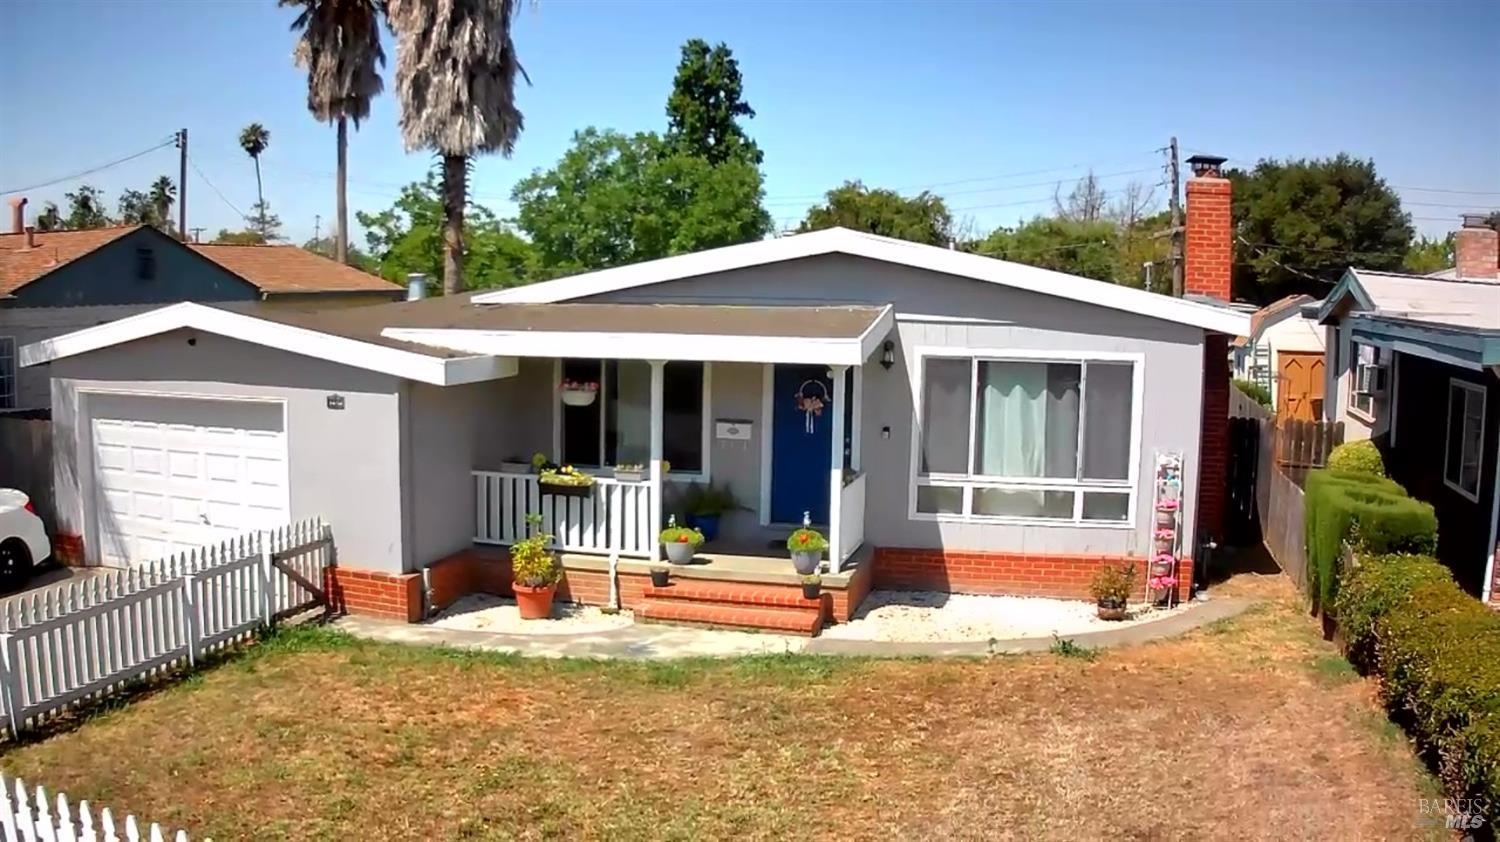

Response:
(551, 358), (713, 482)
(1347, 340), (1379, 424)
(0, 336), (16, 410)
(906, 346), (1145, 529)
(1443, 377), (1486, 504)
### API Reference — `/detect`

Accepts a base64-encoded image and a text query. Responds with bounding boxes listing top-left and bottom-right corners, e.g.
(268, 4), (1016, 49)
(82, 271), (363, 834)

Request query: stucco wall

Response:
(47, 330), (407, 573)
(404, 380), (499, 569)
(586, 254), (1208, 556)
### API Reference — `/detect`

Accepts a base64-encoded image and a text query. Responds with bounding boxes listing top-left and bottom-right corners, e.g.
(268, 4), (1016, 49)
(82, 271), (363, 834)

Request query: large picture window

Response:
(560, 359), (708, 476)
(914, 351), (1139, 525)
(1444, 378), (1486, 502)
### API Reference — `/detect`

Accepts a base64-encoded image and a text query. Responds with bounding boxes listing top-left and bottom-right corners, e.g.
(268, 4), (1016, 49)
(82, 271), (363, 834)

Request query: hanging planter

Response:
(560, 379), (599, 407)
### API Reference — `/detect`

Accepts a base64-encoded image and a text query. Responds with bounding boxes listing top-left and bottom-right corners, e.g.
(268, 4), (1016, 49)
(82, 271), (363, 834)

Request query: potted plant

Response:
(511, 514), (560, 620)
(1089, 561), (1134, 621)
(786, 520), (828, 575)
(531, 452), (557, 474)
(614, 463), (647, 483)
(800, 573), (822, 600)
(659, 517), (704, 565)
(539, 465), (595, 498)
(560, 379), (599, 407)
(681, 482), (742, 542)
(649, 566), (670, 587)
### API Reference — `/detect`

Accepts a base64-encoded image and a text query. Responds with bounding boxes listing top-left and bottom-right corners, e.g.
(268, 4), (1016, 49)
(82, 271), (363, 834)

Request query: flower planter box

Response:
(540, 482), (593, 499)
(614, 469), (646, 483)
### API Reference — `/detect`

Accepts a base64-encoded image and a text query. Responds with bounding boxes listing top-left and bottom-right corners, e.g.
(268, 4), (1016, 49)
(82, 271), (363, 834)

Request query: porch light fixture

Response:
(880, 340), (895, 370)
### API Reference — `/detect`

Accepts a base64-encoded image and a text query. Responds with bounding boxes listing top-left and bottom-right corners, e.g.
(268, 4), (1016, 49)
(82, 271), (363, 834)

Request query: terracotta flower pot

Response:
(514, 582), (556, 619)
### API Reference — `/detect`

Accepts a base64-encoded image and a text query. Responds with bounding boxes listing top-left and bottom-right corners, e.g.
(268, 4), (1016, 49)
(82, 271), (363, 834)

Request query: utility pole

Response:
(1168, 136), (1183, 298)
(175, 128), (188, 242)
(190, 226), (205, 243)
(313, 214), (321, 250)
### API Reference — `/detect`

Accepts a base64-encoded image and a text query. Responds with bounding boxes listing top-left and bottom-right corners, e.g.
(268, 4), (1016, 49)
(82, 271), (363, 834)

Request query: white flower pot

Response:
(561, 389), (597, 407)
(664, 541), (696, 565)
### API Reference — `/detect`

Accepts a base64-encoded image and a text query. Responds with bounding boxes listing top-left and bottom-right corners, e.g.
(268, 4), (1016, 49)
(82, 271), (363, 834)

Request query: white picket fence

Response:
(0, 518), (332, 737)
(0, 772), (186, 842)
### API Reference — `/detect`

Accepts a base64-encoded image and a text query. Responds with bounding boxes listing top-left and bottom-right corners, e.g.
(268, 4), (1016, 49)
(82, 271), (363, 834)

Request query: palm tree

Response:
(239, 123), (271, 236)
(282, 0), (386, 265)
(149, 175), (177, 233)
(389, 0), (527, 295)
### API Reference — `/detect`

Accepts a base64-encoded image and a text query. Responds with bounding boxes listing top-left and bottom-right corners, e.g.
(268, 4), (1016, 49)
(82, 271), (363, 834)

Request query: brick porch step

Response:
(637, 581), (826, 636)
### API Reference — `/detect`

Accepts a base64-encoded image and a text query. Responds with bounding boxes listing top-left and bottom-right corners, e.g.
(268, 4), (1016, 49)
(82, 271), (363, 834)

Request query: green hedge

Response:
(1233, 379), (1271, 409)
(1337, 554), (1500, 809)
(1325, 439), (1387, 477)
(1304, 470), (1436, 610)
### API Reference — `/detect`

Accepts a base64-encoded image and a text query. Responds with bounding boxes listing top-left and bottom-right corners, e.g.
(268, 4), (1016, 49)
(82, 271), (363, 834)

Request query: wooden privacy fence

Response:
(1, 772), (187, 842)
(0, 412), (54, 533)
(1274, 418), (1344, 480)
(0, 518), (332, 737)
(1262, 468), (1310, 593)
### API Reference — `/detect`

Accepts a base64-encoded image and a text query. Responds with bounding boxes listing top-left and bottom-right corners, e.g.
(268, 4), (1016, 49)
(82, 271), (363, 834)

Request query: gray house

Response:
(22, 180), (1247, 630)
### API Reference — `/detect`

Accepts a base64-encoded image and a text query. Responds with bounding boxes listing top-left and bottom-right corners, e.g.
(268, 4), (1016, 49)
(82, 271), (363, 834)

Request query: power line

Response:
(1394, 185), (1500, 196)
(1236, 235), (1338, 285)
(186, 155), (247, 219)
(0, 137), (177, 195)
(762, 164), (1162, 208)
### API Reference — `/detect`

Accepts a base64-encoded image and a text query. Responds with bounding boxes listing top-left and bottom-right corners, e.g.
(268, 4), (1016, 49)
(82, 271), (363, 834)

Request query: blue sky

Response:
(2, 0), (1496, 246)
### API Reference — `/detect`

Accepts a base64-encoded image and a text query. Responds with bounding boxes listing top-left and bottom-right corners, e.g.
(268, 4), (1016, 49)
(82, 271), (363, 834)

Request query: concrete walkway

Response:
(334, 596), (1253, 660)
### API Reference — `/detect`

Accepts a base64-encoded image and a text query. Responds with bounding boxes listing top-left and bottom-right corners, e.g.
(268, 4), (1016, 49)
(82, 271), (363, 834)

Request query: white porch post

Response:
(648, 359), (666, 562)
(828, 365), (849, 573)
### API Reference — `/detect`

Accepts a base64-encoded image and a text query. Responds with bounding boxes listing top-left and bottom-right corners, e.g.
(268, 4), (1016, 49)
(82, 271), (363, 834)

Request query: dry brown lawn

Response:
(0, 573), (1440, 841)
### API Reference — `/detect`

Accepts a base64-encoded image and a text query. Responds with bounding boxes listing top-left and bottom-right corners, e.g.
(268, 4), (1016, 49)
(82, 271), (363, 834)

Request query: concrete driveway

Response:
(0, 563), (122, 611)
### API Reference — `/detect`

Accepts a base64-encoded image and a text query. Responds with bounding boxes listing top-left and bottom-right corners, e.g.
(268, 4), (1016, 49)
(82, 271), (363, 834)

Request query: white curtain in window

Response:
(975, 362), (1079, 478)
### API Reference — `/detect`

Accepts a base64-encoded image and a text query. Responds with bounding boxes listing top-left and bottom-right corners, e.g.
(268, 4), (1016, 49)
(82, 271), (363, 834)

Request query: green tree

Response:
(211, 229), (270, 245)
(63, 185), (111, 229)
(116, 189), (155, 226)
(282, 0), (386, 265)
(149, 175), (177, 233)
(238, 123), (273, 238)
(1403, 233), (1454, 274)
(1229, 155), (1413, 303)
(797, 181), (953, 246)
(358, 171), (537, 290)
(34, 202), (62, 232)
(513, 128), (770, 276)
(390, 0), (527, 295)
(302, 235), (378, 272)
(977, 217), (1121, 282)
(665, 38), (761, 165)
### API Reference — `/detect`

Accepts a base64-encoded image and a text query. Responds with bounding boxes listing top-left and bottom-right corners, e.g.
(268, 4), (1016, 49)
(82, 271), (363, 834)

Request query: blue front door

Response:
(771, 364), (833, 524)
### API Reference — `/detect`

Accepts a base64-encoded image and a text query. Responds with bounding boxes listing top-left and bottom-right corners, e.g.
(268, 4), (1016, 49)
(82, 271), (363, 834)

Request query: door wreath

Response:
(794, 379), (831, 434)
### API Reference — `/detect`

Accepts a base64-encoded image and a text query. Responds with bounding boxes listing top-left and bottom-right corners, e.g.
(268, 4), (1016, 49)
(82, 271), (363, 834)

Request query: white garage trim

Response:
(19, 302), (517, 386)
(78, 389), (291, 566)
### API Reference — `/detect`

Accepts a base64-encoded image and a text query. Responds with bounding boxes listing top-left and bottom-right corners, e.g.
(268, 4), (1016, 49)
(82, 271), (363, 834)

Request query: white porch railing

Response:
(835, 471), (867, 570)
(473, 470), (655, 558)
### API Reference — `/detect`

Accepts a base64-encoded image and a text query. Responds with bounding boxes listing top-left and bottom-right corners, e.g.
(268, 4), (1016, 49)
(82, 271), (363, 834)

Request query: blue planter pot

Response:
(686, 514), (720, 542)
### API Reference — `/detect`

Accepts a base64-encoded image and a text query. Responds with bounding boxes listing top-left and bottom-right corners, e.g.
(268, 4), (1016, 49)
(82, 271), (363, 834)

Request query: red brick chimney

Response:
(1454, 213), (1499, 281)
(1184, 154), (1232, 552)
(8, 196), (26, 234)
(1184, 155), (1232, 301)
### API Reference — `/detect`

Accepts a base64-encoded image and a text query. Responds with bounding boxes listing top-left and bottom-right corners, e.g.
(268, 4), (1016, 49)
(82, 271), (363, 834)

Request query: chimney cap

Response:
(1461, 212), (1496, 230)
(1187, 154), (1228, 178)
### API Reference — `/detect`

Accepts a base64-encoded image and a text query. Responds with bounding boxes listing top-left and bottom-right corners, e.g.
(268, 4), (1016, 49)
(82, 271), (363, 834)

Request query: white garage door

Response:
(90, 395), (289, 566)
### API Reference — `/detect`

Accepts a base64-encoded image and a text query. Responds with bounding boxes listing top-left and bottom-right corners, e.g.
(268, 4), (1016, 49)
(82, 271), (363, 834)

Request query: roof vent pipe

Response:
(406, 273), (428, 301)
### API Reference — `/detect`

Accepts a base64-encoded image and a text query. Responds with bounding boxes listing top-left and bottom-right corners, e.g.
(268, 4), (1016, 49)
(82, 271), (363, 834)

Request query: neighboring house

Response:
(19, 164), (1248, 630)
(1230, 294), (1324, 419)
(1309, 215), (1500, 603)
(0, 198), (401, 410)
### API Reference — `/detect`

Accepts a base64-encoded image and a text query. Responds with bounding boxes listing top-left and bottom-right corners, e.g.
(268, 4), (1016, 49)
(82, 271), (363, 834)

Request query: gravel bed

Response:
(429, 594), (635, 635)
(818, 590), (1198, 643)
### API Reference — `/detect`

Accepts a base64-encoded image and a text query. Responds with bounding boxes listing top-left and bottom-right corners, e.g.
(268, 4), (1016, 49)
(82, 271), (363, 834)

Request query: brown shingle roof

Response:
(189, 243), (400, 295)
(0, 226), (139, 296)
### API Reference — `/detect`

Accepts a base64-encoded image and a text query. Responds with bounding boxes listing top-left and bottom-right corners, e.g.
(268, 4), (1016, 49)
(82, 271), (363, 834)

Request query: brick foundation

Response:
(52, 534), (85, 567)
(324, 567), (423, 622)
(873, 547), (1194, 604)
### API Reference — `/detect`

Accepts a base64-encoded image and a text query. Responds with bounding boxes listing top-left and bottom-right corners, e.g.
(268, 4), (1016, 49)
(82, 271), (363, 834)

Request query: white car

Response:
(0, 489), (50, 591)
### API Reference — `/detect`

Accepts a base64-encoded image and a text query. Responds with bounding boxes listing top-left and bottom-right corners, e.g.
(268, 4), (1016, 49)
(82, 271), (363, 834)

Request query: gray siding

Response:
(0, 304), (160, 409)
(588, 254), (1207, 555)
(48, 331), (407, 573)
